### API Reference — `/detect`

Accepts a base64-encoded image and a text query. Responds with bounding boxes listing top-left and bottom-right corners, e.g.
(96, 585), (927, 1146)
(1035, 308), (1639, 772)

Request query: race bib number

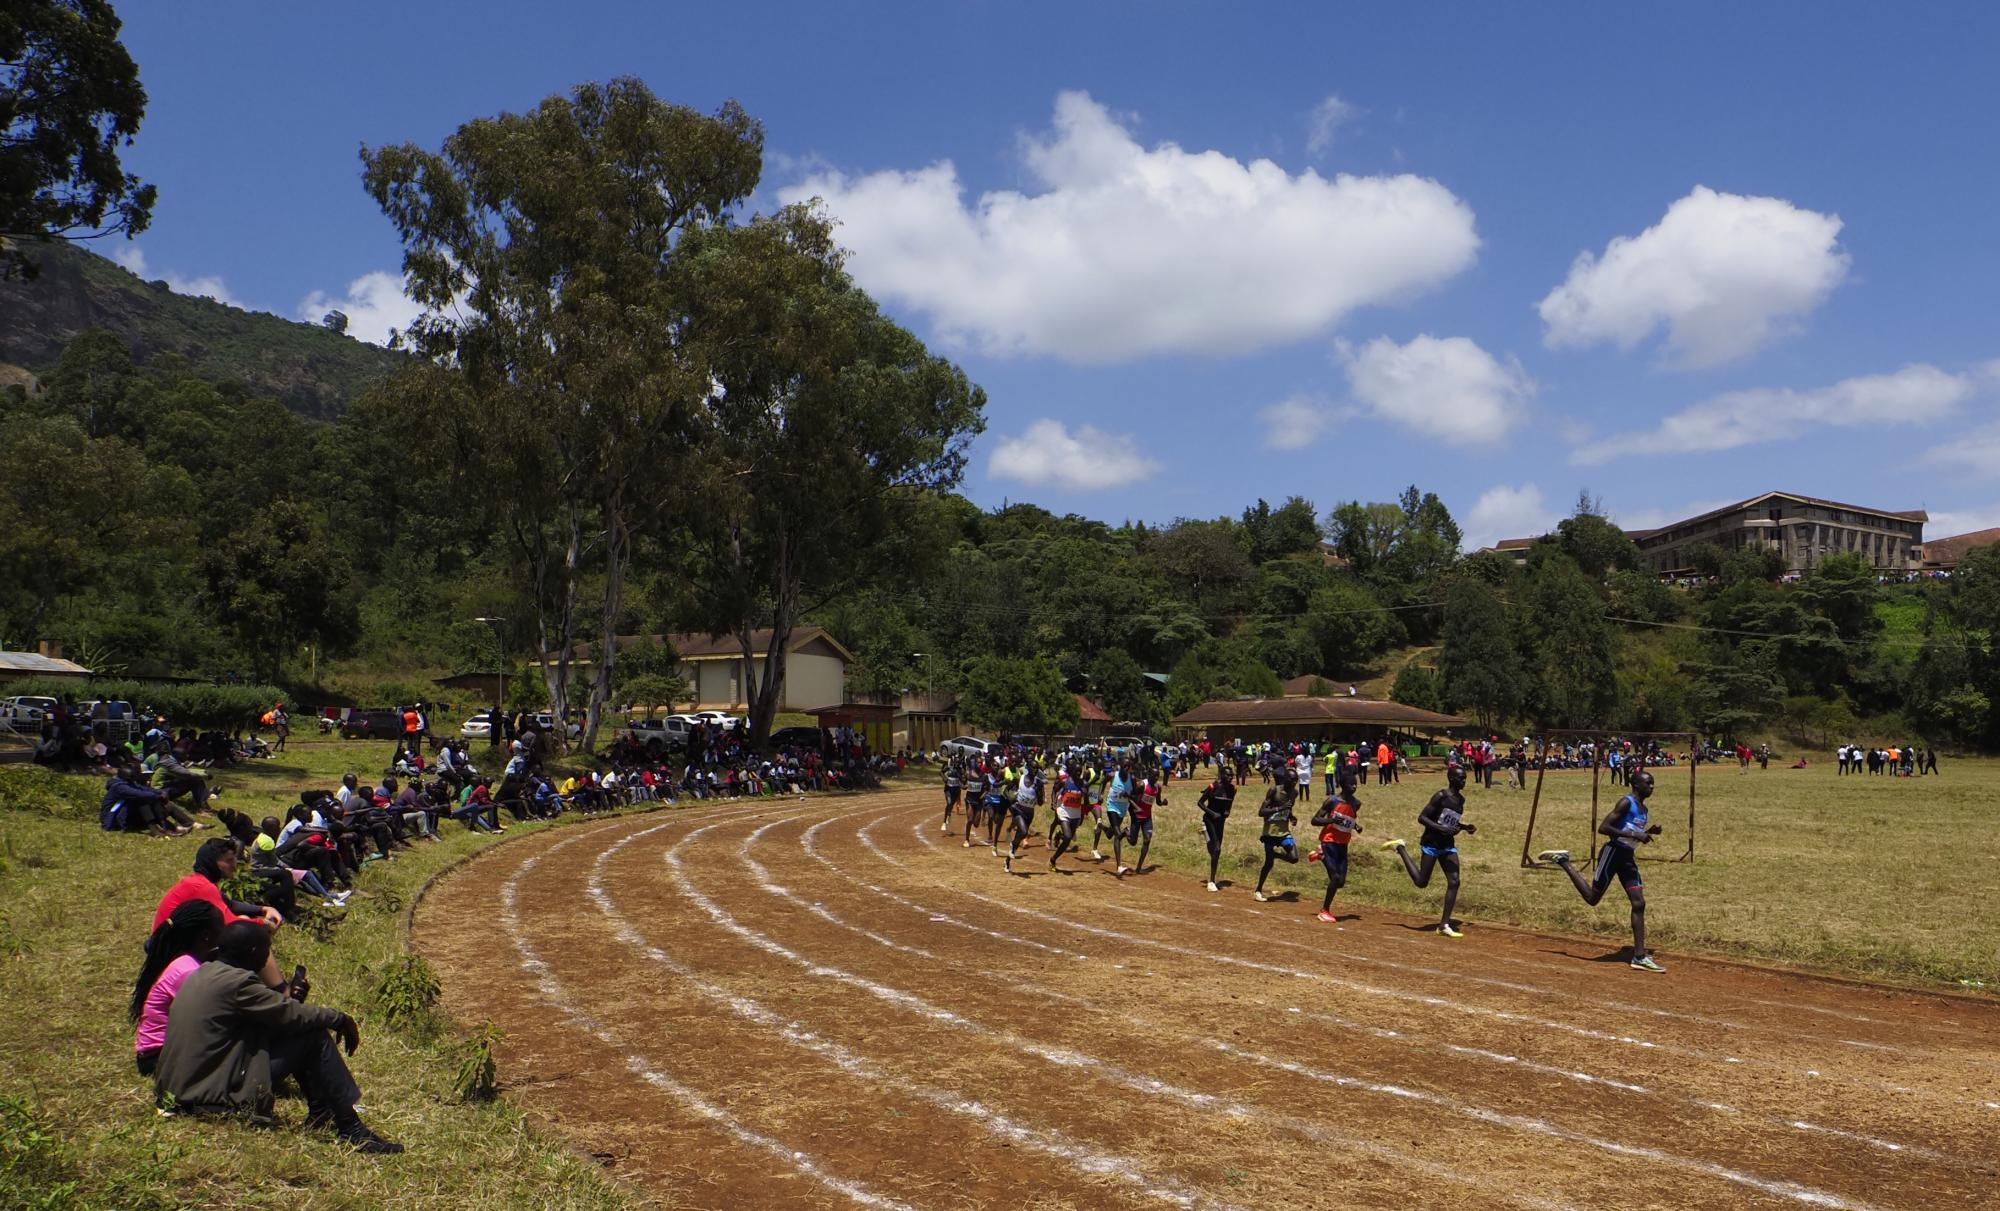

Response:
(1438, 807), (1462, 831)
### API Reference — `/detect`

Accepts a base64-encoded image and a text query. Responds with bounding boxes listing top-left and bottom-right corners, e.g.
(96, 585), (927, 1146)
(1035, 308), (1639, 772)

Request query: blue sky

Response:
(105, 2), (2000, 546)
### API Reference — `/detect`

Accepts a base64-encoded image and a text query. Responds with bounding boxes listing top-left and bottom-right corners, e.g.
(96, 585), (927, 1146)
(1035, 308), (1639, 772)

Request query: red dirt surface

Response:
(413, 790), (2000, 1210)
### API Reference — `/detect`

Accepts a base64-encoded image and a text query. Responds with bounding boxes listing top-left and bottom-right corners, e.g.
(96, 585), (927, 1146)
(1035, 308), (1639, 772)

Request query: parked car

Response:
(340, 708), (404, 740)
(940, 735), (998, 760)
(0, 695), (57, 726)
(693, 711), (742, 731)
(767, 725), (824, 751)
(620, 716), (691, 754)
(461, 710), (497, 740)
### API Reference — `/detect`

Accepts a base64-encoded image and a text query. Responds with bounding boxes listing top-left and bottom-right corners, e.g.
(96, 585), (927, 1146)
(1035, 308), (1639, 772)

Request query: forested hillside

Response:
(4, 327), (1995, 750)
(0, 242), (401, 419)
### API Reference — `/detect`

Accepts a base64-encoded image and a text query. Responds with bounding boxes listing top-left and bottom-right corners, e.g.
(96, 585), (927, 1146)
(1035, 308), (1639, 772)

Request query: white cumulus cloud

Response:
(110, 246), (242, 308)
(1306, 94), (1357, 157)
(987, 418), (1159, 491)
(1461, 483), (1558, 551)
(1258, 394), (1339, 450)
(779, 91), (1479, 364)
(1573, 362), (1980, 464)
(1338, 334), (1533, 444)
(1924, 503), (2000, 538)
(1538, 185), (1850, 368)
(297, 270), (423, 348)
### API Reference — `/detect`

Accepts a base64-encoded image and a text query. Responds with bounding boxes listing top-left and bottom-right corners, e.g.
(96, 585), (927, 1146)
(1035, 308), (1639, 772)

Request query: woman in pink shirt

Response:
(130, 900), (223, 1076)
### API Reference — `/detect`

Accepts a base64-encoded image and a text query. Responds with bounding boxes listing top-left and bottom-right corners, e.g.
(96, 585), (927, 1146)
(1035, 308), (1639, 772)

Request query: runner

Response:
(941, 758), (963, 833)
(1002, 764), (1038, 874)
(1196, 765), (1237, 892)
(1252, 769), (1301, 902)
(1047, 762), (1088, 873)
(1309, 775), (1362, 922)
(1539, 768), (1667, 972)
(1380, 766), (1475, 937)
(1117, 768), (1164, 876)
(1093, 760), (1135, 862)
(966, 760), (1001, 849)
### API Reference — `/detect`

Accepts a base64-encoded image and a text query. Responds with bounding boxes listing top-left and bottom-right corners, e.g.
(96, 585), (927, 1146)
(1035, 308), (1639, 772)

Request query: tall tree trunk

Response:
(582, 508), (628, 754)
(534, 504), (585, 755)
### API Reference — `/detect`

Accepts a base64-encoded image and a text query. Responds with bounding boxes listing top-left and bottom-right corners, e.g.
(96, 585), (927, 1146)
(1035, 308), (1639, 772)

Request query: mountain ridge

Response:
(0, 241), (404, 420)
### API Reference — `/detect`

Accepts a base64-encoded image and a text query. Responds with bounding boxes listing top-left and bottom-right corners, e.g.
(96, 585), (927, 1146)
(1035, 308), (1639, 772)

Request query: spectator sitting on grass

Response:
(153, 839), (282, 934)
(131, 900), (223, 1077)
(103, 763), (193, 838)
(454, 778), (505, 833)
(258, 815), (349, 905)
(279, 803), (357, 891)
(153, 921), (401, 1154)
(148, 742), (217, 820)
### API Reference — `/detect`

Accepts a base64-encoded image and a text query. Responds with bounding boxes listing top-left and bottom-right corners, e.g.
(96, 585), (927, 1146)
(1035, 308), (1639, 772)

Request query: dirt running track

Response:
(414, 790), (2000, 1210)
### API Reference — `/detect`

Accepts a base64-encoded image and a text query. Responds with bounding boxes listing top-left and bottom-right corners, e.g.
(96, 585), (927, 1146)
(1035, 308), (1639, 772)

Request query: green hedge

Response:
(2, 678), (285, 728)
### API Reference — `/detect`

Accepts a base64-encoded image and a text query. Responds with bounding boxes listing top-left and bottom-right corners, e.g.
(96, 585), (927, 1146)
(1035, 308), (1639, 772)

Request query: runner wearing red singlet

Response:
(1047, 765), (1087, 872)
(1117, 772), (1164, 876)
(1309, 776), (1362, 922)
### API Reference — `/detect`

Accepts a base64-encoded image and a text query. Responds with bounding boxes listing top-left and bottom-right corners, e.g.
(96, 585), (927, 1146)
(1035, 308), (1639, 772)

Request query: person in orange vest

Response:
(1375, 739), (1393, 786)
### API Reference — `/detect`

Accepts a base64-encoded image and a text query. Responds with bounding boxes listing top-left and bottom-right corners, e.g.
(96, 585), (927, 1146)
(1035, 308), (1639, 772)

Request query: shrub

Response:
(0, 678), (285, 729)
(450, 1023), (502, 1103)
(375, 954), (441, 1034)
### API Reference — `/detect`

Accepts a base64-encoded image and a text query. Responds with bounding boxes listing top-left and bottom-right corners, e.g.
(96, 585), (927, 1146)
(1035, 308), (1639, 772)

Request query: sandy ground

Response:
(414, 789), (2000, 1210)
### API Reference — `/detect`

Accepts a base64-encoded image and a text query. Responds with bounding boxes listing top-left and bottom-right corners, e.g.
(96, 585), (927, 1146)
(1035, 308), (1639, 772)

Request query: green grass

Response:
(1138, 756), (2000, 988)
(0, 738), (643, 1211)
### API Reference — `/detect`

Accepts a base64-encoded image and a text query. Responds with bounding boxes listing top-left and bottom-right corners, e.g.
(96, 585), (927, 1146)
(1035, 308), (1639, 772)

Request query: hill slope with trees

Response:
(0, 242), (401, 419)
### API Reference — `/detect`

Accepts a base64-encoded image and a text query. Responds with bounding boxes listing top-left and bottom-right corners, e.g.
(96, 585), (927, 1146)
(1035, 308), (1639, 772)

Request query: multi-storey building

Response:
(1628, 492), (1925, 575)
(1487, 491), (1927, 575)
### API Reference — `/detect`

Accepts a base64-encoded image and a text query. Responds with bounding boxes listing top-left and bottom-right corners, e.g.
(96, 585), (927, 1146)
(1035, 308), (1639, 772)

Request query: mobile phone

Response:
(292, 964), (306, 985)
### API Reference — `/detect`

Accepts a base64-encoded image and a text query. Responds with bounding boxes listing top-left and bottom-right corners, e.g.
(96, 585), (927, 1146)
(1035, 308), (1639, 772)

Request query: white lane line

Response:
(662, 817), (1578, 1211)
(740, 817), (938, 959)
(595, 819), (1243, 1211)
(495, 828), (924, 1211)
(665, 816), (1867, 1211)
(801, 818), (1092, 960)
(881, 805), (1964, 1159)
(908, 814), (1958, 1067)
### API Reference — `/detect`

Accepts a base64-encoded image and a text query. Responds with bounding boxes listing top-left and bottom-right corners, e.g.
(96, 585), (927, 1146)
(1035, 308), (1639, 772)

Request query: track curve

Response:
(414, 790), (2000, 1210)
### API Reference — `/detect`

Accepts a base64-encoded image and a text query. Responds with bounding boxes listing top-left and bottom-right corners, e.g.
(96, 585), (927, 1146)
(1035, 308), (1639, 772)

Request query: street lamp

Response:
(474, 616), (507, 746)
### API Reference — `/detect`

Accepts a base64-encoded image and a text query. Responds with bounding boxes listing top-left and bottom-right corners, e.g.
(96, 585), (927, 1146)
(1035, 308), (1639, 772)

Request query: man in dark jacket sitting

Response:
(153, 921), (401, 1153)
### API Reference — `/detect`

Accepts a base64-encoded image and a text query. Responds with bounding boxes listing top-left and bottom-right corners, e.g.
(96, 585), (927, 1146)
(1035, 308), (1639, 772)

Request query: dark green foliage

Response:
(1439, 578), (1520, 730)
(1389, 661), (1444, 712)
(0, 678), (284, 727)
(957, 656), (1078, 736)
(1518, 554), (1617, 727)
(0, 0), (154, 279)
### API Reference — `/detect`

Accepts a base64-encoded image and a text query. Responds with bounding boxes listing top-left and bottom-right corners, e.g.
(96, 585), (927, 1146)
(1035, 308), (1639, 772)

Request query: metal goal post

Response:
(1519, 729), (1696, 868)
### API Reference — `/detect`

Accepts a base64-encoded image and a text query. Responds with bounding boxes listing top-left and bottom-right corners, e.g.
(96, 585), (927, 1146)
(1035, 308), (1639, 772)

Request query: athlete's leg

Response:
(1134, 821), (1152, 872)
(1204, 818), (1224, 886)
(1110, 815), (1126, 872)
(1553, 848), (1615, 907)
(1437, 852), (1462, 925)
(1050, 815), (1077, 866)
(1255, 837), (1280, 895)
(1319, 845), (1347, 913)
(1626, 882), (1648, 957)
(1392, 843), (1435, 887)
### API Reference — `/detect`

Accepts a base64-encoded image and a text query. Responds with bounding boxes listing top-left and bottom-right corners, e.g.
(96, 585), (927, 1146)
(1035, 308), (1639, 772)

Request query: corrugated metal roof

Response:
(1172, 696), (1462, 729)
(0, 651), (92, 675)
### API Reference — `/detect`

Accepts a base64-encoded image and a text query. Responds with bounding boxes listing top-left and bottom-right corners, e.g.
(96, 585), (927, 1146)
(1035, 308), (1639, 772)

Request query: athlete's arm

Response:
(1416, 792), (1446, 834)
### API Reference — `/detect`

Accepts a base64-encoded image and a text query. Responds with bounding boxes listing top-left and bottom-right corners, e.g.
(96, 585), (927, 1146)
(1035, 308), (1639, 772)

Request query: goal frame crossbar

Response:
(1519, 729), (1696, 868)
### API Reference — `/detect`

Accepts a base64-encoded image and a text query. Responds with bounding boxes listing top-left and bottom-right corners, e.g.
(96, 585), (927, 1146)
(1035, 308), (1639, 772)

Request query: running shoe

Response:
(1206, 881), (1219, 893)
(1439, 922), (1463, 938)
(1316, 910), (1338, 923)
(1536, 849), (1571, 864)
(1003, 854), (1013, 874)
(963, 839), (973, 848)
(1253, 891), (1268, 902)
(1091, 850), (1105, 862)
(1378, 838), (1405, 852)
(1117, 866), (1131, 876)
(1630, 954), (1666, 973)
(941, 821), (950, 832)
(1307, 848), (1322, 863)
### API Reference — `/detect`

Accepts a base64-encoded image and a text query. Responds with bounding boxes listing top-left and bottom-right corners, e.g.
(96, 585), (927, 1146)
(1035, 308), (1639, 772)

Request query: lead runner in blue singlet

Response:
(1539, 769), (1667, 972)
